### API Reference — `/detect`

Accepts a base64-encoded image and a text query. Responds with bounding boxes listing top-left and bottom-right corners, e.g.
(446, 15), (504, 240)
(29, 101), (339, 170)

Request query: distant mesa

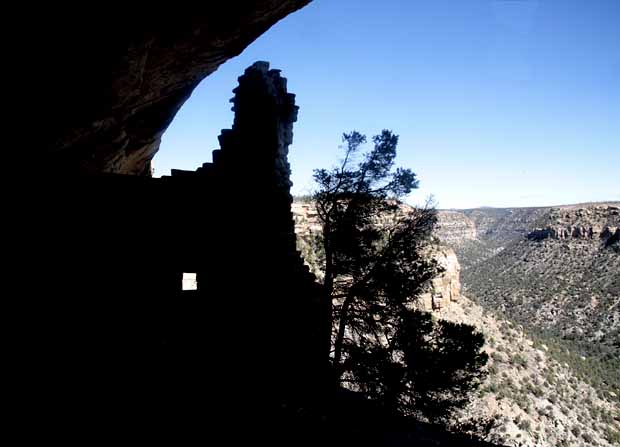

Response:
(527, 205), (620, 243)
(527, 225), (620, 241)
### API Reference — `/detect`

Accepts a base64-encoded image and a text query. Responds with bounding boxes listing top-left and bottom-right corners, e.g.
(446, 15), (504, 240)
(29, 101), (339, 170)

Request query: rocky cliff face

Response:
(292, 199), (620, 446)
(462, 207), (551, 246)
(543, 204), (620, 226)
(528, 225), (620, 241)
(30, 1), (311, 175)
(293, 200), (463, 312)
(292, 201), (323, 235)
(528, 205), (620, 243)
(441, 202), (620, 420)
(436, 211), (477, 245)
(419, 245), (461, 311)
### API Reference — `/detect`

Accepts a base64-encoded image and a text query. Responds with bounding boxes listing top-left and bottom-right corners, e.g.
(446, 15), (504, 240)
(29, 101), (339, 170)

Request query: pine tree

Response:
(312, 130), (487, 420)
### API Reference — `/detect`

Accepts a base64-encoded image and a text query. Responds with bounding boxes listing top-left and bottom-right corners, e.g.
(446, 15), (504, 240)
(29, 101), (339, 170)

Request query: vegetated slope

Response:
(440, 296), (620, 447)
(462, 207), (550, 245)
(464, 236), (619, 343)
(437, 207), (550, 270)
(293, 199), (620, 446)
(458, 204), (620, 403)
(442, 202), (619, 268)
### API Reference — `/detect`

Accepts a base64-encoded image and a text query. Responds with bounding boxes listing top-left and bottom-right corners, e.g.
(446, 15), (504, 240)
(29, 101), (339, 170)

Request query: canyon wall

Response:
(418, 245), (462, 311)
(528, 205), (620, 242)
(435, 211), (477, 245)
(528, 225), (620, 241)
(293, 201), (463, 312)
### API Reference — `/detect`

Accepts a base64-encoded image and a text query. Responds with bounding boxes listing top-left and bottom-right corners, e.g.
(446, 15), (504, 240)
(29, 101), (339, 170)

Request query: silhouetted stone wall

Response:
(19, 62), (328, 440)
(159, 63), (328, 389)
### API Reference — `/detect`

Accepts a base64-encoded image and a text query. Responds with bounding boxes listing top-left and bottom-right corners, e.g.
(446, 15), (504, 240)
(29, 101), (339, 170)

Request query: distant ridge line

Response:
(438, 200), (620, 212)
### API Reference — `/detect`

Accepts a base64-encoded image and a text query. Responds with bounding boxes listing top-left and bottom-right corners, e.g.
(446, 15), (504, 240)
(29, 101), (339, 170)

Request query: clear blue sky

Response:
(155, 0), (619, 209)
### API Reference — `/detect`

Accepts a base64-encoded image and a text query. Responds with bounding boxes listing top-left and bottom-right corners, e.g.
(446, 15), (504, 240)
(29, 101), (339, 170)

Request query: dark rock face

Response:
(603, 227), (620, 250)
(22, 61), (330, 442)
(32, 1), (310, 175)
(161, 62), (329, 377)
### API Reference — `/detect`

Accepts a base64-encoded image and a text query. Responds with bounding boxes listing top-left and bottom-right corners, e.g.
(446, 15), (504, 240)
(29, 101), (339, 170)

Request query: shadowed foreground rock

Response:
(17, 60), (326, 442)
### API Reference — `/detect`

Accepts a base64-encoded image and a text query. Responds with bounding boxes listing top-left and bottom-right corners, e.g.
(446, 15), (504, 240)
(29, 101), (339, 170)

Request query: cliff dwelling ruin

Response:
(19, 2), (333, 441)
(16, 3), (521, 445)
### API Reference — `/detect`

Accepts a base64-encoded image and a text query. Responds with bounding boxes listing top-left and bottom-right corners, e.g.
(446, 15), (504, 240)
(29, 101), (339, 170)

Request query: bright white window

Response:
(182, 273), (197, 290)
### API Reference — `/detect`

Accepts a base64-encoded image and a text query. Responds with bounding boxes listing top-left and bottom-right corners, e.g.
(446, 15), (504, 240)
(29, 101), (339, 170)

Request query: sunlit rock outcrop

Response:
(292, 200), (463, 311)
(419, 245), (461, 311)
(527, 206), (620, 243)
(436, 211), (477, 245)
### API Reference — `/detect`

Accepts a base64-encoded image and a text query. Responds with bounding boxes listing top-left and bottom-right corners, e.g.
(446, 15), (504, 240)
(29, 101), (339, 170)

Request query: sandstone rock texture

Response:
(292, 201), (323, 235)
(462, 207), (551, 245)
(528, 205), (620, 243)
(32, 2), (311, 175)
(528, 225), (620, 241)
(419, 245), (462, 311)
(435, 211), (477, 245)
(292, 200), (463, 311)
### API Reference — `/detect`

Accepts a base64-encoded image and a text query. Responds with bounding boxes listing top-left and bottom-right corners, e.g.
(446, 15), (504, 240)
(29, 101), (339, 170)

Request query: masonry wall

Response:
(19, 62), (328, 437)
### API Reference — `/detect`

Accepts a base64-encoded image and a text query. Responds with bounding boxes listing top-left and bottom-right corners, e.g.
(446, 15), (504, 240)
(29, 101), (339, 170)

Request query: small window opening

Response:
(182, 273), (197, 291)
